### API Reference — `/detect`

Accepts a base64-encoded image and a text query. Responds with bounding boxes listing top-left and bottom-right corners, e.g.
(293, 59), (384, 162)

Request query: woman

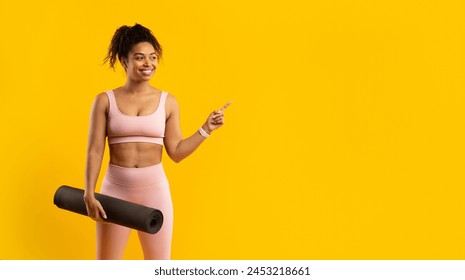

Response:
(83, 23), (231, 260)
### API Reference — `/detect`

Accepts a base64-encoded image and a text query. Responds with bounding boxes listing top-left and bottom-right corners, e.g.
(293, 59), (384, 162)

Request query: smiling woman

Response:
(83, 23), (232, 260)
(120, 42), (159, 81)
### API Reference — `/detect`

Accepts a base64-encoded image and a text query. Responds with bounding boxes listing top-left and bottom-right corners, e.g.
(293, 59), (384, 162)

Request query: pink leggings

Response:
(96, 163), (173, 260)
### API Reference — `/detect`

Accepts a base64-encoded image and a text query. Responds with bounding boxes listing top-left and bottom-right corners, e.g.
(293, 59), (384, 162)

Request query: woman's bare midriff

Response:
(109, 142), (163, 168)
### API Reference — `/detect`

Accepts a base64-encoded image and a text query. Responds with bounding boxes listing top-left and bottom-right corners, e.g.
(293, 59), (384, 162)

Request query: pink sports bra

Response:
(105, 90), (167, 145)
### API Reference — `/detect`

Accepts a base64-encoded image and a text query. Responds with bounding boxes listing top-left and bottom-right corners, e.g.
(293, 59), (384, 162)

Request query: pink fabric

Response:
(105, 90), (167, 145)
(96, 163), (173, 259)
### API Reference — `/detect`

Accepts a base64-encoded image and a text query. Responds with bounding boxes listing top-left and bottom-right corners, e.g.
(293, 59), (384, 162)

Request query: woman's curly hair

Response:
(104, 23), (162, 69)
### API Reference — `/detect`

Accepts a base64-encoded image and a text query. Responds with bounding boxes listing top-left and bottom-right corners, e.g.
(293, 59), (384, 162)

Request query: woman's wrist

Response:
(199, 124), (211, 138)
(83, 191), (96, 201)
(203, 124), (211, 134)
(202, 124), (212, 135)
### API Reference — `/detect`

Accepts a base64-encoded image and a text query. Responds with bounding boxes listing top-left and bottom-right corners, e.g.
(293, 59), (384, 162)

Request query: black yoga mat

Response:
(54, 185), (163, 234)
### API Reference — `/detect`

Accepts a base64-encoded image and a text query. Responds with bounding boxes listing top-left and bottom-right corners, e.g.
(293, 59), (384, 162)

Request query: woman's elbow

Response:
(165, 141), (185, 163)
(166, 149), (184, 163)
(169, 154), (184, 163)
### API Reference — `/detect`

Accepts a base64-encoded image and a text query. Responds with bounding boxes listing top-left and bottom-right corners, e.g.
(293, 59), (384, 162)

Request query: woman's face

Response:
(123, 42), (158, 82)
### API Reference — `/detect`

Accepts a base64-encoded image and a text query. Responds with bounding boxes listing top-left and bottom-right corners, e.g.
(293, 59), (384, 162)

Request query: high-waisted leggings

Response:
(96, 163), (173, 260)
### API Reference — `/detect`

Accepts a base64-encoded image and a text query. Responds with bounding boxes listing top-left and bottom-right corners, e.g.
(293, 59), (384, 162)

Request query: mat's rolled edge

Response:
(53, 185), (70, 207)
(53, 185), (63, 206)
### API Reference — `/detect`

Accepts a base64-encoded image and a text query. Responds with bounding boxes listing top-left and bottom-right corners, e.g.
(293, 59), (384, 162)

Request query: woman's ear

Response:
(121, 58), (127, 69)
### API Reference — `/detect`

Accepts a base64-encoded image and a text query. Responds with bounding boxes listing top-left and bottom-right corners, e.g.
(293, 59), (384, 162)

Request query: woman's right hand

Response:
(83, 193), (107, 222)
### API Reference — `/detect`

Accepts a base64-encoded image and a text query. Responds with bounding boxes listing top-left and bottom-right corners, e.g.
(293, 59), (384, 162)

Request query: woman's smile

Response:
(140, 68), (154, 75)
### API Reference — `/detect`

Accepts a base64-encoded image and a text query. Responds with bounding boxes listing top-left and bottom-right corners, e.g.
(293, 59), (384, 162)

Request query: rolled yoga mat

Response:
(54, 185), (163, 234)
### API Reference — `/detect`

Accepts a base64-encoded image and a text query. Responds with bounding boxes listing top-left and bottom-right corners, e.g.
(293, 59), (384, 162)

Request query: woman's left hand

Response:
(203, 101), (233, 134)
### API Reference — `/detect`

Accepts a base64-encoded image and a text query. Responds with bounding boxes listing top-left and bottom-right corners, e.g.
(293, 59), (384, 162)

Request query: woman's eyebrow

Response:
(132, 52), (157, 56)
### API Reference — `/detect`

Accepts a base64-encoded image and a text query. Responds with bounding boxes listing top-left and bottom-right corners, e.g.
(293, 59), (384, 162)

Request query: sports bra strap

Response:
(106, 90), (117, 114)
(159, 91), (168, 109)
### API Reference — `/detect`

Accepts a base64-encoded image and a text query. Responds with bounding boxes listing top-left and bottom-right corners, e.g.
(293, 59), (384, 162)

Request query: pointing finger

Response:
(220, 101), (233, 111)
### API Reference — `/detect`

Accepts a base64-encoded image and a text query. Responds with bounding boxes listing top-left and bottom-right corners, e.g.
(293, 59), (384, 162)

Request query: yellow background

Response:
(1, 0), (464, 259)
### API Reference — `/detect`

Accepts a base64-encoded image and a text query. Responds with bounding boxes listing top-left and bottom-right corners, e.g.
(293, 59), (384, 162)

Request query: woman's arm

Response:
(163, 94), (231, 163)
(83, 93), (108, 221)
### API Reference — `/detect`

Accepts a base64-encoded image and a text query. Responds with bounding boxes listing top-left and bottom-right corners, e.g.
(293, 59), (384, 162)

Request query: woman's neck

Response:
(121, 80), (152, 95)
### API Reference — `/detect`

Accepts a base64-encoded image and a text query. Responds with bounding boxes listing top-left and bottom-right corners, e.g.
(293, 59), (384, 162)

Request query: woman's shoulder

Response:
(164, 91), (178, 104)
(91, 91), (110, 113)
(162, 91), (179, 116)
(95, 91), (110, 102)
